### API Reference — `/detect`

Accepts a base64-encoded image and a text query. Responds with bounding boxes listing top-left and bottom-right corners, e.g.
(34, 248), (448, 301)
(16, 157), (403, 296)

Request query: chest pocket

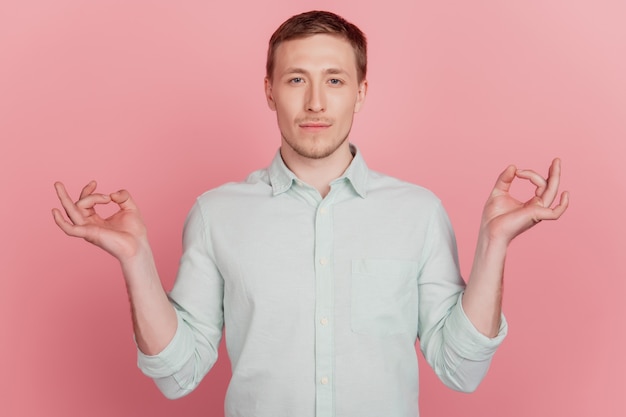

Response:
(351, 259), (419, 337)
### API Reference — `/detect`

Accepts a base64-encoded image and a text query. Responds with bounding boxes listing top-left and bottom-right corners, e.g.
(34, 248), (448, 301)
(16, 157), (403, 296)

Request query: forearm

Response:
(120, 241), (177, 355)
(463, 158), (568, 337)
(462, 234), (508, 338)
(51, 182), (178, 354)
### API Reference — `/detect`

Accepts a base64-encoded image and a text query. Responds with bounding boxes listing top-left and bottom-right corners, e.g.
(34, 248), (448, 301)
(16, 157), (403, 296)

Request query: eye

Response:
(289, 77), (304, 84)
(328, 78), (343, 85)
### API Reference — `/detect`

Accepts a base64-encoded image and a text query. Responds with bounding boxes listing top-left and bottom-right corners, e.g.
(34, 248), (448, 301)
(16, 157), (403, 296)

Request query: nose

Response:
(306, 82), (325, 112)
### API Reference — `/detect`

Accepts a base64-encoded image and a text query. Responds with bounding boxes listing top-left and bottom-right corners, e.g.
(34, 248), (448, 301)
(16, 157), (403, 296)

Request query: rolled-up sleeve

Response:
(136, 200), (225, 399)
(418, 201), (507, 392)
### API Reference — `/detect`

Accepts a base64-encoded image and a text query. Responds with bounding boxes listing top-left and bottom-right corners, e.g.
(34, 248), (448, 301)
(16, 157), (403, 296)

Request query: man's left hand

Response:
(480, 158), (570, 244)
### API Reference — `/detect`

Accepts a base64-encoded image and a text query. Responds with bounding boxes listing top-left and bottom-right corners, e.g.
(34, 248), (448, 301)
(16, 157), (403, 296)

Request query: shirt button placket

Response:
(314, 202), (333, 417)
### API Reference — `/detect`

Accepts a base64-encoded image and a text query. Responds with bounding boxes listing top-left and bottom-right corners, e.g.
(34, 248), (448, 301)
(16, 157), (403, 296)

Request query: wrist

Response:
(477, 227), (510, 252)
(119, 240), (158, 286)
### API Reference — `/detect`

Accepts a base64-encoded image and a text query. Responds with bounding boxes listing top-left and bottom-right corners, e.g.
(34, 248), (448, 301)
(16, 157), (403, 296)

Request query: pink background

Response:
(1, 0), (624, 416)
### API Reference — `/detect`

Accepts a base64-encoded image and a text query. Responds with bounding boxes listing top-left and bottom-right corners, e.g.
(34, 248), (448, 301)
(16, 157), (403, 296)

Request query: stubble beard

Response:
(281, 130), (351, 160)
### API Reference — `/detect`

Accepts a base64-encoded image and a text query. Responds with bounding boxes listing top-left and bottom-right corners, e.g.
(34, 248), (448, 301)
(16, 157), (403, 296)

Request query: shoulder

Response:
(194, 167), (272, 209)
(366, 169), (442, 208)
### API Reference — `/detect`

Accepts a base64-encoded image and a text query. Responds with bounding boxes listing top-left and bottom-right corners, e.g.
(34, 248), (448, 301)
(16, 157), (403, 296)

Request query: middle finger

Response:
(540, 159), (561, 207)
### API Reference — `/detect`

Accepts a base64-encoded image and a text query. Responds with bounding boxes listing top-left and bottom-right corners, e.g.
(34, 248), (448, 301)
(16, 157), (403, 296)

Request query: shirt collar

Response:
(268, 144), (368, 198)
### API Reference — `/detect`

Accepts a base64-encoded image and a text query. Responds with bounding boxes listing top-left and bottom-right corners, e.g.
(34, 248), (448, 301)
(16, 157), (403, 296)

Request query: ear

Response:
(353, 79), (368, 113)
(264, 77), (277, 111)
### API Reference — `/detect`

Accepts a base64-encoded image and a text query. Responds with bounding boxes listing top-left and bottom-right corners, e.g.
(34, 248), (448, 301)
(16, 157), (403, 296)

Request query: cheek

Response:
(275, 103), (295, 122)
(274, 103), (298, 131)
(336, 97), (359, 119)
(274, 93), (300, 117)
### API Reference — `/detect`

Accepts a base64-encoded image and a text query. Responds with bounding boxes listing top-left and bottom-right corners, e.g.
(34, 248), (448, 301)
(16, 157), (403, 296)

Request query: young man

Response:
(52, 10), (569, 417)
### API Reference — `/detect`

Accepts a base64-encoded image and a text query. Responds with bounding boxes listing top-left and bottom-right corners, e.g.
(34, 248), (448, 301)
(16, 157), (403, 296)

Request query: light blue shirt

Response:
(138, 145), (507, 417)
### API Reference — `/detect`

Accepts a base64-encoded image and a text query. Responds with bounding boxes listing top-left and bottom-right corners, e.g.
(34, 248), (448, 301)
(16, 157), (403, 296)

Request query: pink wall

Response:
(2, 1), (624, 416)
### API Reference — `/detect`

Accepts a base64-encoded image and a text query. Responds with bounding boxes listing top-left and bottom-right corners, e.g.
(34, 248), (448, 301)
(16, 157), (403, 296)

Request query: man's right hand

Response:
(53, 180), (178, 354)
(52, 181), (148, 262)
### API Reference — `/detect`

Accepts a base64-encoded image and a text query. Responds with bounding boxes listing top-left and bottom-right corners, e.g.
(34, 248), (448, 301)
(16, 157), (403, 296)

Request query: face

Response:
(265, 34), (367, 160)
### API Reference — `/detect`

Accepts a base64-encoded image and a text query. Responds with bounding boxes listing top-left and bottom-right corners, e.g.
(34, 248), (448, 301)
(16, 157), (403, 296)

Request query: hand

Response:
(480, 158), (570, 244)
(52, 181), (148, 260)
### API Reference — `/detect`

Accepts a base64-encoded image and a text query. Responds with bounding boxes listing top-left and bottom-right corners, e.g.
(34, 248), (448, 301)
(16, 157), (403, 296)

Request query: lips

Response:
(299, 121), (331, 128)
(298, 120), (332, 133)
(299, 124), (330, 134)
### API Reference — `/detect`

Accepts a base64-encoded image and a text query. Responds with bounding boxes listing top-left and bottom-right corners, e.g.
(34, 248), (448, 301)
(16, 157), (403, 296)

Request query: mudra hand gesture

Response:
(481, 158), (569, 244)
(52, 181), (148, 261)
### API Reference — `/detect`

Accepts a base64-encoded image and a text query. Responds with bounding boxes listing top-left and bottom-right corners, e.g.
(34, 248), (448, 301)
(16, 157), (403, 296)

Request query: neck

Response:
(280, 142), (353, 198)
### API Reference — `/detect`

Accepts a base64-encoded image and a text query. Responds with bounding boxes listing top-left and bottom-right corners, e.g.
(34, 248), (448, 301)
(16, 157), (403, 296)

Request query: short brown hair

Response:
(266, 10), (367, 82)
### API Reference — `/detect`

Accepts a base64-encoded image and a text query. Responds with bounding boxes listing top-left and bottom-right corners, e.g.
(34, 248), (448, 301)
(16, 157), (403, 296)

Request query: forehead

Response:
(273, 34), (358, 75)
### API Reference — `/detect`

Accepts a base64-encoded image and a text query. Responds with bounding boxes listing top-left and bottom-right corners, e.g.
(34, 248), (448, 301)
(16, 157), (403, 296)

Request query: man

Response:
(52, 10), (569, 417)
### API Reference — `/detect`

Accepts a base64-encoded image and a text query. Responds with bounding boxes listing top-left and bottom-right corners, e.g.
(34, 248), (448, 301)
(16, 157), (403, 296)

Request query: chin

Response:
(282, 130), (350, 159)
(293, 140), (347, 160)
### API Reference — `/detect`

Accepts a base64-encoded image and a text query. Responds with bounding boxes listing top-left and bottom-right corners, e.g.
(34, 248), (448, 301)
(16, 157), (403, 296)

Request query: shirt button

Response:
(320, 317), (329, 326)
(319, 257), (328, 265)
(320, 377), (329, 385)
(320, 207), (328, 215)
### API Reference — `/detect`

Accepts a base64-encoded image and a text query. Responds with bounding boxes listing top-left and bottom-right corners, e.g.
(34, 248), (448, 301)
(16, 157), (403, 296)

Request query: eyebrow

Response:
(283, 67), (350, 77)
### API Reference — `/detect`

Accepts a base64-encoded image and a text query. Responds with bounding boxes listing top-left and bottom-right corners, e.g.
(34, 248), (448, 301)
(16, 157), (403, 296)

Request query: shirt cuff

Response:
(443, 292), (508, 361)
(136, 313), (195, 378)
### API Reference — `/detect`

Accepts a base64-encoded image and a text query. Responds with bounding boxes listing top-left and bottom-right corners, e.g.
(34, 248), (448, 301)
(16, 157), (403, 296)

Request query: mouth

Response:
(299, 121), (332, 132)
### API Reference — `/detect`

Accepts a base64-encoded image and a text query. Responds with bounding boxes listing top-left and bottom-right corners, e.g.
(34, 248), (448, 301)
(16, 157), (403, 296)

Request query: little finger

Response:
(54, 182), (86, 225)
(533, 191), (569, 222)
(52, 208), (88, 238)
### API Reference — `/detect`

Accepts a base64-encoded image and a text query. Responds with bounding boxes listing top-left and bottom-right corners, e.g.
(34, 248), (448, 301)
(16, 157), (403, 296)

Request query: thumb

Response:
(110, 189), (138, 211)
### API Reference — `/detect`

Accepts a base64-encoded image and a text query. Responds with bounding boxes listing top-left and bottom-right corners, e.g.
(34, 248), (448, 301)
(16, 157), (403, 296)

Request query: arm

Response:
(462, 159), (570, 337)
(417, 200), (506, 393)
(138, 200), (224, 399)
(52, 181), (177, 355)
